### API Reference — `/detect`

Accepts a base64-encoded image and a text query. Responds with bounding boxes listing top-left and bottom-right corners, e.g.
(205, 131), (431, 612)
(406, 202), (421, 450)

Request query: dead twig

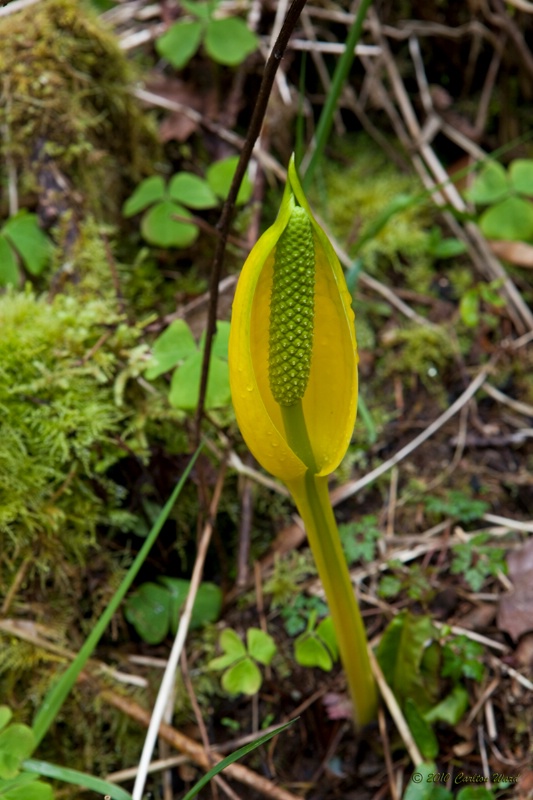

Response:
(378, 704), (400, 800)
(465, 677), (500, 726)
(236, 456), (254, 588)
(181, 649), (241, 800)
(133, 88), (285, 181)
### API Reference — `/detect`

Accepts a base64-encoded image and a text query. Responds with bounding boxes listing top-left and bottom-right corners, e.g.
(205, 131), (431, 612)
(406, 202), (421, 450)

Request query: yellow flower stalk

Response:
(229, 156), (377, 727)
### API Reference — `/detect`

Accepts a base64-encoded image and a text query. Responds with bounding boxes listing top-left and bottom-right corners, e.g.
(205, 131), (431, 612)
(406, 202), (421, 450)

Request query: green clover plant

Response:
(123, 157), (252, 248)
(145, 319), (231, 411)
(0, 708), (53, 800)
(125, 578), (222, 644)
(209, 628), (277, 695)
(294, 612), (338, 672)
(156, 0), (258, 69)
(466, 158), (533, 241)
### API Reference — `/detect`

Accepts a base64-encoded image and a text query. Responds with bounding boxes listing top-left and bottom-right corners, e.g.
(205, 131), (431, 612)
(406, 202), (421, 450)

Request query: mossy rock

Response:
(0, 0), (158, 223)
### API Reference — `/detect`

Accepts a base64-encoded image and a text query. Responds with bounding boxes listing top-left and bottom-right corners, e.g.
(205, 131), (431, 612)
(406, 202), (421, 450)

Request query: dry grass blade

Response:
(368, 649), (423, 767)
(132, 464), (227, 800)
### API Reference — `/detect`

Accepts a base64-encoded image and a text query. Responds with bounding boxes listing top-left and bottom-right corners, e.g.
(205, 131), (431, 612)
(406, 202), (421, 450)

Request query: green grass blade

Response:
(303, 0), (373, 189)
(357, 394), (376, 445)
(23, 759), (133, 800)
(32, 445), (203, 747)
(180, 718), (298, 800)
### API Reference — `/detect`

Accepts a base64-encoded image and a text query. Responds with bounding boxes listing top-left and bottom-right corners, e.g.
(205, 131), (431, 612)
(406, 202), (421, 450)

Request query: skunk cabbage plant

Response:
(229, 156), (377, 727)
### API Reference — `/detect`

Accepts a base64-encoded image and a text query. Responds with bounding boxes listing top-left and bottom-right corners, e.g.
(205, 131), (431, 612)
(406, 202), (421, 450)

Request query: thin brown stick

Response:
(236, 461), (254, 588)
(193, 0), (309, 446)
(181, 649), (234, 800)
(133, 88), (283, 179)
(378, 705), (400, 800)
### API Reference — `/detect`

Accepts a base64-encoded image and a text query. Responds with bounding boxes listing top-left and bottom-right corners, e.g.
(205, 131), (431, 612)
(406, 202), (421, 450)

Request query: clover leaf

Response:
(156, 0), (258, 69)
(209, 628), (277, 696)
(294, 614), (338, 672)
(123, 172), (217, 248)
(466, 157), (533, 243)
(145, 319), (231, 411)
(124, 579), (222, 644)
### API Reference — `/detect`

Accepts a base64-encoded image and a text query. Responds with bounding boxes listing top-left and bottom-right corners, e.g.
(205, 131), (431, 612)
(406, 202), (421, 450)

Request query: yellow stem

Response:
(288, 470), (377, 728)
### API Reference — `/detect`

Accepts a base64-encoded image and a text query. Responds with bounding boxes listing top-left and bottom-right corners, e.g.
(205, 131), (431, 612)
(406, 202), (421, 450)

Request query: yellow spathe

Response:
(229, 156), (358, 483)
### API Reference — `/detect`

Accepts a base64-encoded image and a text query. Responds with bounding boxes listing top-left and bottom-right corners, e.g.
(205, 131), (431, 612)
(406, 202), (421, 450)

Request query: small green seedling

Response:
(145, 319), (231, 411)
(123, 158), (252, 248)
(424, 490), (489, 524)
(156, 0), (258, 69)
(294, 612), (338, 672)
(125, 578), (222, 644)
(209, 628), (276, 696)
(466, 158), (533, 241)
(280, 593), (327, 636)
(441, 634), (485, 683)
(459, 279), (505, 328)
(0, 212), (52, 286)
(377, 562), (434, 605)
(0, 707), (53, 800)
(339, 515), (381, 564)
(451, 533), (507, 592)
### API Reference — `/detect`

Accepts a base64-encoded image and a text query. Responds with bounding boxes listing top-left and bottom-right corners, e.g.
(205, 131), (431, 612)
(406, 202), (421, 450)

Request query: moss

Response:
(311, 135), (433, 280)
(0, 0), (158, 222)
(381, 323), (456, 390)
(0, 286), (158, 787)
(0, 288), (143, 587)
(37, 684), (146, 792)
